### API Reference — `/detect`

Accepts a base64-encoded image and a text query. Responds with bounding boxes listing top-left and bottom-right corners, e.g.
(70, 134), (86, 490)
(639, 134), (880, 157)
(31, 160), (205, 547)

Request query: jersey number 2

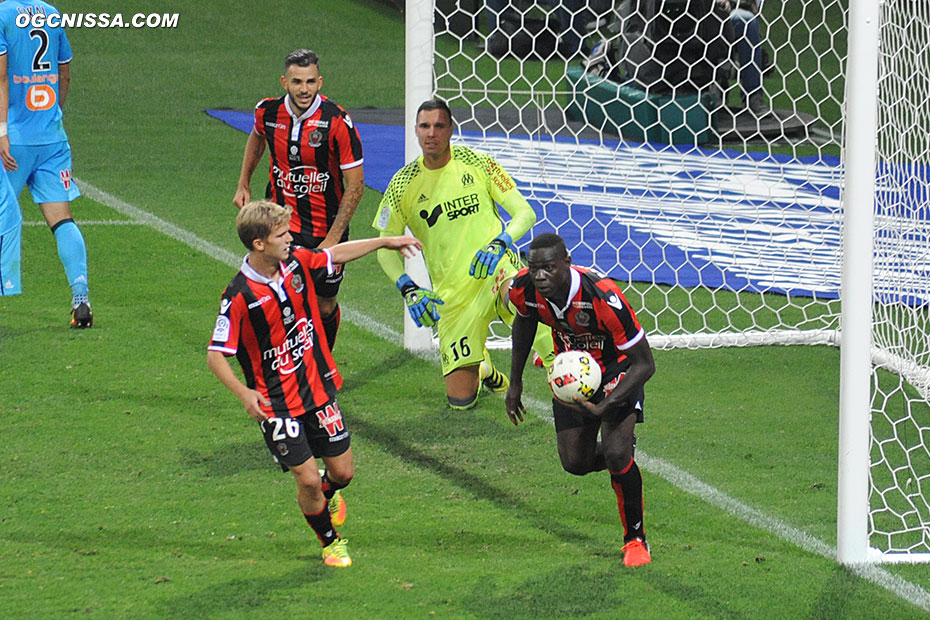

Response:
(29, 29), (50, 71)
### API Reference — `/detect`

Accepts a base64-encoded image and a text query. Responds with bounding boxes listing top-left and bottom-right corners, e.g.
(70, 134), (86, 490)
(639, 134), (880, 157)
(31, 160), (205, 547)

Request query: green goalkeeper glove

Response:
(396, 274), (443, 328)
(470, 232), (512, 280)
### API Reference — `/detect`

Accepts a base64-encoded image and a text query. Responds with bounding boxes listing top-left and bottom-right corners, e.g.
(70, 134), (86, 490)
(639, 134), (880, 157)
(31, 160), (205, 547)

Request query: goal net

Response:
(866, 0), (930, 560)
(414, 0), (930, 560)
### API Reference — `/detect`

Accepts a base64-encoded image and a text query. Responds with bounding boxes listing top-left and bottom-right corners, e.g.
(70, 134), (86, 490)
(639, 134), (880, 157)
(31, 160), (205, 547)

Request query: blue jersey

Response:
(0, 0), (71, 145)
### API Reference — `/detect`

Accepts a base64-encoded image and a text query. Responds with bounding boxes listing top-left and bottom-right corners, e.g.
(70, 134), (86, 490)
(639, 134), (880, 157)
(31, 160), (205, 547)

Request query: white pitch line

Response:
(24, 219), (139, 226)
(77, 181), (241, 268)
(75, 177), (930, 612)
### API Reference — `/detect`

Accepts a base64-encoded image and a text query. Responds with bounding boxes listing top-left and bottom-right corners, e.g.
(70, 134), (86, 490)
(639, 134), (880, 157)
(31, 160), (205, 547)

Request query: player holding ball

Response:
(505, 232), (656, 567)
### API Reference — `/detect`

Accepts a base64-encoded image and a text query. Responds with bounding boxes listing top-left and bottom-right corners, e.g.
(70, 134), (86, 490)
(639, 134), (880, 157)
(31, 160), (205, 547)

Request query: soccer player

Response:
(505, 232), (656, 567)
(207, 199), (420, 568)
(233, 49), (363, 350)
(372, 98), (554, 410)
(0, 0), (90, 326)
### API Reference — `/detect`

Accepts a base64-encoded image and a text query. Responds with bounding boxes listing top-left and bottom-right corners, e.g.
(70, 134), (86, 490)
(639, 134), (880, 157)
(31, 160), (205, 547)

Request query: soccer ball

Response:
(548, 350), (602, 402)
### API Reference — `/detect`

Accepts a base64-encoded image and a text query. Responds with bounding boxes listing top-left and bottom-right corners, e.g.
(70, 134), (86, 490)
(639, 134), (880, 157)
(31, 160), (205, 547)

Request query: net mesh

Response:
(433, 0), (846, 347)
(868, 0), (930, 555)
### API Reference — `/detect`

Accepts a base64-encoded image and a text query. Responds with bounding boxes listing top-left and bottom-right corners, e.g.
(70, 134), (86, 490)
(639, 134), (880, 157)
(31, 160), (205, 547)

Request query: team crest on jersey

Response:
(307, 129), (323, 148)
(291, 272), (305, 294)
(461, 172), (475, 187)
(60, 169), (72, 190)
(277, 442), (289, 456)
(574, 310), (591, 328)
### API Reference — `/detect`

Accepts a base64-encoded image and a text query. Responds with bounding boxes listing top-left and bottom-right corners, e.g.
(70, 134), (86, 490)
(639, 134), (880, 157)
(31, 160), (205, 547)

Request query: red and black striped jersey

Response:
(509, 265), (645, 377)
(253, 94), (363, 240)
(208, 247), (343, 418)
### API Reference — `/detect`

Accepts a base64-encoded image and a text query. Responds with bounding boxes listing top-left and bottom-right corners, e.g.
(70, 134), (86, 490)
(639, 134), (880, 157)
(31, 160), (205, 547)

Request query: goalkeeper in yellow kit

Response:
(373, 99), (554, 409)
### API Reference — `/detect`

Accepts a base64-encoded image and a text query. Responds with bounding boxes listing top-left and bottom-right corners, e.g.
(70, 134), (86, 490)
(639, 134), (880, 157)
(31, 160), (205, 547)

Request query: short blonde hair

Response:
(236, 200), (292, 250)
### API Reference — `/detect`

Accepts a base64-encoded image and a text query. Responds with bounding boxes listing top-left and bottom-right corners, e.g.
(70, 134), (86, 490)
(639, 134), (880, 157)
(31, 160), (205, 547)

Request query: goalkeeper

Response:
(373, 99), (554, 410)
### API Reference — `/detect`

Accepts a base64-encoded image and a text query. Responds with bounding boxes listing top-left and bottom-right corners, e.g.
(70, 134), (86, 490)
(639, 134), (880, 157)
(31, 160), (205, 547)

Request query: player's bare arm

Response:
(233, 130), (267, 208)
(206, 350), (271, 421)
(319, 164), (364, 249)
(328, 235), (421, 265)
(505, 312), (537, 425)
(58, 62), (70, 109)
(0, 53), (15, 172)
(574, 337), (656, 417)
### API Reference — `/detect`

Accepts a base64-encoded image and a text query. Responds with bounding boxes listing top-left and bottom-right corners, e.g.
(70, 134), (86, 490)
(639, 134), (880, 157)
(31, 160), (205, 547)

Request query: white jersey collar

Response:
(240, 255), (288, 302)
(284, 94), (322, 123)
(547, 267), (580, 319)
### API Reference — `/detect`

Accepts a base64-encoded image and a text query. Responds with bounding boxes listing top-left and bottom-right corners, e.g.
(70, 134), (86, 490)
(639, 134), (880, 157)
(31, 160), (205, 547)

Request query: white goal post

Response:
(406, 0), (930, 563)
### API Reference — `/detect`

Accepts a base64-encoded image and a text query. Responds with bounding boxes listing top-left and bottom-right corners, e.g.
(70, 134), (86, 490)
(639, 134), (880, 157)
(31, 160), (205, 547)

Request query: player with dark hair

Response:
(233, 48), (364, 349)
(207, 199), (420, 567)
(373, 98), (554, 410)
(0, 0), (90, 325)
(505, 232), (656, 567)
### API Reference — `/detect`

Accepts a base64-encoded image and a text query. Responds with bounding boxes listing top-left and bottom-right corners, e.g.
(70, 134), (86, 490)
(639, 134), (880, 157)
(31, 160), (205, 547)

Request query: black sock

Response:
(610, 459), (645, 543)
(303, 506), (338, 547)
(320, 470), (348, 500)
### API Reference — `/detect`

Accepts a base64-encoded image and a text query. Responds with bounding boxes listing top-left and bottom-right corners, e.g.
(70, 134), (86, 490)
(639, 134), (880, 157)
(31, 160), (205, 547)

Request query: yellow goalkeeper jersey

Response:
(373, 144), (535, 304)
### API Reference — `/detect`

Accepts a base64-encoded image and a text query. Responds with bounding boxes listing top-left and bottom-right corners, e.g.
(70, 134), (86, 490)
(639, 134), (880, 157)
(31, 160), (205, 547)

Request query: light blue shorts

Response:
(8, 142), (81, 204)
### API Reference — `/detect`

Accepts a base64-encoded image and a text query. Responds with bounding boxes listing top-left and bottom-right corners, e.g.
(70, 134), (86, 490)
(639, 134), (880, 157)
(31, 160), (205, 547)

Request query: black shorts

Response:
(552, 380), (645, 433)
(291, 231), (347, 299)
(259, 399), (351, 472)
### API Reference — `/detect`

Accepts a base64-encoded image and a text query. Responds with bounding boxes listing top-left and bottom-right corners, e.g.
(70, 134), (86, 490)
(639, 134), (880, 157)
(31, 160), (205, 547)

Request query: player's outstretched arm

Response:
(206, 350), (271, 421)
(233, 130), (266, 208)
(328, 235), (421, 265)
